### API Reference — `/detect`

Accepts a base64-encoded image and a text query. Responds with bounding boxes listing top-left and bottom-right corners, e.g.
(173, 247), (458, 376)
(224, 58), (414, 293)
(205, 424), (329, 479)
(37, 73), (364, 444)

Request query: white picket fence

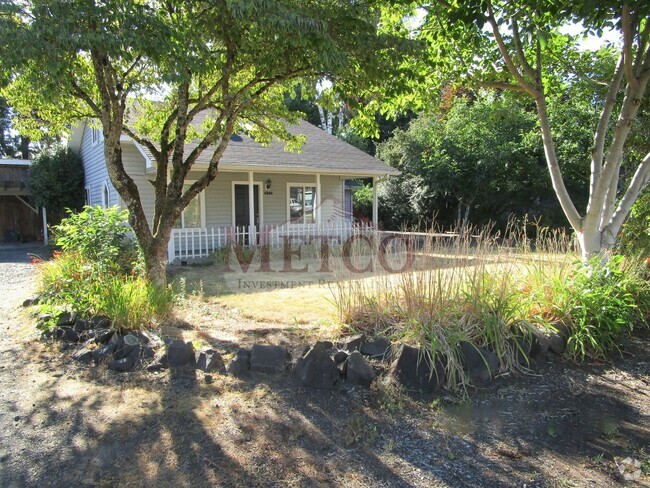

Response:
(168, 221), (376, 262)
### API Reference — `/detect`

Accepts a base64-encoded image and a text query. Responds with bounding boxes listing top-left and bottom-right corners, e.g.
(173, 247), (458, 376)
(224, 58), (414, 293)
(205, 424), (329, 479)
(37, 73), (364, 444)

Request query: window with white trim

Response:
(91, 127), (100, 145)
(288, 185), (316, 224)
(174, 186), (203, 228)
(102, 182), (110, 208)
(85, 187), (91, 206)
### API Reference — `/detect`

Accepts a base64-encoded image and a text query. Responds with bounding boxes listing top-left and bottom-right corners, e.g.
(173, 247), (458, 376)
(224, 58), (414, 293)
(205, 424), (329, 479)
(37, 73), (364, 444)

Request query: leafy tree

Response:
(376, 94), (567, 230)
(376, 1), (650, 258)
(0, 97), (30, 159)
(1, 0), (410, 285)
(29, 148), (85, 222)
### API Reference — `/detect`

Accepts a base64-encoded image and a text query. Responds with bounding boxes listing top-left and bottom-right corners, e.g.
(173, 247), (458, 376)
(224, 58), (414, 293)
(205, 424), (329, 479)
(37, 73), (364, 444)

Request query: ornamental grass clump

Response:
(331, 221), (650, 388)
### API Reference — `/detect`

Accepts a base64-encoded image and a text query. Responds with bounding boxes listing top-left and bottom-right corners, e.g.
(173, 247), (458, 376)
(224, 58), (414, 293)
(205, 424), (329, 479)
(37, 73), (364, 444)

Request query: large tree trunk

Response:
(141, 236), (170, 288)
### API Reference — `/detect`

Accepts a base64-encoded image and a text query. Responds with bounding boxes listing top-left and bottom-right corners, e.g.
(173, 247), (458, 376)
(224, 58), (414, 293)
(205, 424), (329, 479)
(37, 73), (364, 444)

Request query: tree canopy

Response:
(374, 93), (586, 230)
(368, 1), (650, 257)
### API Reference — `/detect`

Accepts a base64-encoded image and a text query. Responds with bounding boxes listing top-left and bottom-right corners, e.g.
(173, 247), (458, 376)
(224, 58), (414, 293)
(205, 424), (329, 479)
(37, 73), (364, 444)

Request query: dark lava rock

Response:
(110, 334), (138, 360)
(88, 328), (114, 344)
(57, 327), (80, 342)
(22, 297), (39, 307)
(146, 351), (168, 372)
(339, 334), (366, 353)
(345, 351), (376, 387)
(92, 343), (116, 363)
(167, 340), (195, 368)
(108, 356), (136, 372)
(389, 344), (445, 394)
(332, 350), (349, 364)
(249, 345), (291, 374)
(108, 345), (141, 372)
(196, 349), (225, 372)
(91, 315), (112, 329)
(313, 340), (334, 351)
(56, 312), (76, 327)
(73, 319), (93, 333)
(226, 349), (251, 377)
(293, 346), (340, 389)
(547, 325), (570, 354)
(72, 347), (94, 364)
(360, 336), (391, 359)
(459, 341), (500, 385)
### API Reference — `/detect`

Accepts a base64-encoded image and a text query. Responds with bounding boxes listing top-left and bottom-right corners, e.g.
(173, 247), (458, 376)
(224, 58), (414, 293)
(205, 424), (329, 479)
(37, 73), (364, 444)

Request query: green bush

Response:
(54, 205), (141, 274)
(562, 256), (649, 361)
(619, 189), (650, 257)
(352, 184), (373, 221)
(38, 251), (173, 332)
(30, 148), (85, 220)
(37, 206), (171, 332)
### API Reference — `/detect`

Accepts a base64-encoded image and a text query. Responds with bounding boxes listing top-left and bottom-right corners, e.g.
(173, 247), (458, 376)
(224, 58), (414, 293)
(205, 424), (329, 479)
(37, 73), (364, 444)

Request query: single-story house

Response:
(0, 159), (47, 243)
(68, 114), (398, 263)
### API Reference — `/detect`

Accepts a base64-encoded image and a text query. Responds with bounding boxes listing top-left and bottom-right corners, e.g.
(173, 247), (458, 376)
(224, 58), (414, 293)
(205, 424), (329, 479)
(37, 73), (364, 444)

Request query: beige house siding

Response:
(197, 171), (344, 228)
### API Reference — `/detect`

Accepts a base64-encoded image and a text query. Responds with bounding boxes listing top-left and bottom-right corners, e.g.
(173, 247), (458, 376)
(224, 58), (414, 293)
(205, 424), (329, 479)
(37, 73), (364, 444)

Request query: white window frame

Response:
(85, 187), (91, 206)
(286, 182), (317, 225)
(231, 180), (264, 227)
(91, 127), (100, 146)
(101, 181), (110, 208)
(176, 184), (206, 228)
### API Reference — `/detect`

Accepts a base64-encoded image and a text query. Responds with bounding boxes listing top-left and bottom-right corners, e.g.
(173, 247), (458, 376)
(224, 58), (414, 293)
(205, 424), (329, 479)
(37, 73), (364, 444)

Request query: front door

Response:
(234, 184), (260, 228)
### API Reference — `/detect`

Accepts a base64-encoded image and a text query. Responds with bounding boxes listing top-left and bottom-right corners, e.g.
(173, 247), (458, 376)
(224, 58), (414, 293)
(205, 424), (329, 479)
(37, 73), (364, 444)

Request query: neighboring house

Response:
(0, 159), (46, 243)
(68, 115), (398, 263)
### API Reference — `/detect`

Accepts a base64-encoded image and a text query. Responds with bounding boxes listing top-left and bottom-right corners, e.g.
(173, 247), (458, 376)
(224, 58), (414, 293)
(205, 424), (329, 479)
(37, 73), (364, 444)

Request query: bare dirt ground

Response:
(0, 245), (649, 487)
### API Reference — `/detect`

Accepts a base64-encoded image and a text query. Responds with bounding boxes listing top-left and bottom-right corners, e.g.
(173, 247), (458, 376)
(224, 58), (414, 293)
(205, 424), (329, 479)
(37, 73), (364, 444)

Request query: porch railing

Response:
(168, 221), (376, 263)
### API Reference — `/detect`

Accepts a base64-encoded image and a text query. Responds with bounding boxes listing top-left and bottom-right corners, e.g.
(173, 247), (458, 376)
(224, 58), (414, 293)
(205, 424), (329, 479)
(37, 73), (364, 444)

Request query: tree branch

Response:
(607, 151), (650, 237)
(485, 0), (539, 98)
(122, 125), (162, 161)
(599, 155), (621, 231)
(121, 55), (142, 83)
(592, 75), (649, 221)
(478, 81), (528, 92)
(69, 80), (101, 116)
(511, 17), (537, 82)
(622, 5), (639, 92)
(535, 95), (582, 230)
(589, 53), (625, 201)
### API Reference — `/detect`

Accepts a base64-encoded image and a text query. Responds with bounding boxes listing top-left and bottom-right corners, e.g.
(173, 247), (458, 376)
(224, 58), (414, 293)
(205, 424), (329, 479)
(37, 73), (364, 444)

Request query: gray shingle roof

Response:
(136, 117), (399, 176)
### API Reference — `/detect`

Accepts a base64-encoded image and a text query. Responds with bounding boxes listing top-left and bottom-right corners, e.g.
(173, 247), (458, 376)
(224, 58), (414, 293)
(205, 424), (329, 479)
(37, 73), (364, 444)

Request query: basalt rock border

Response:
(37, 310), (569, 393)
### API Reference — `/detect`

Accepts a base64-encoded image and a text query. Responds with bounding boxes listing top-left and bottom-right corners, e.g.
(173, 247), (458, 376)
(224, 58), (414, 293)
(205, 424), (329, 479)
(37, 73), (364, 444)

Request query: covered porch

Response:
(168, 169), (381, 263)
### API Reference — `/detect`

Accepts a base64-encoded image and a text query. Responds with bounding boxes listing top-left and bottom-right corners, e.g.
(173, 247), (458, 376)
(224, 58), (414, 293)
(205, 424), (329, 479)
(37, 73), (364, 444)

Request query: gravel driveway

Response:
(0, 243), (45, 313)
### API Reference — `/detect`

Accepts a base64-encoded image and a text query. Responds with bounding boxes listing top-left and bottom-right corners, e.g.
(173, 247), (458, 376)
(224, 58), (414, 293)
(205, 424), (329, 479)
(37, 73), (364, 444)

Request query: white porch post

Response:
(42, 207), (48, 246)
(372, 176), (378, 229)
(316, 173), (321, 228)
(248, 171), (255, 244)
(168, 230), (176, 263)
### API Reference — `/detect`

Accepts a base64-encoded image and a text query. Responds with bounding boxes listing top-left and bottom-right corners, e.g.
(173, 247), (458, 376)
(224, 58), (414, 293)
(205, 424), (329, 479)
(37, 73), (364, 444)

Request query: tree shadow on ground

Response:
(1, 331), (648, 487)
